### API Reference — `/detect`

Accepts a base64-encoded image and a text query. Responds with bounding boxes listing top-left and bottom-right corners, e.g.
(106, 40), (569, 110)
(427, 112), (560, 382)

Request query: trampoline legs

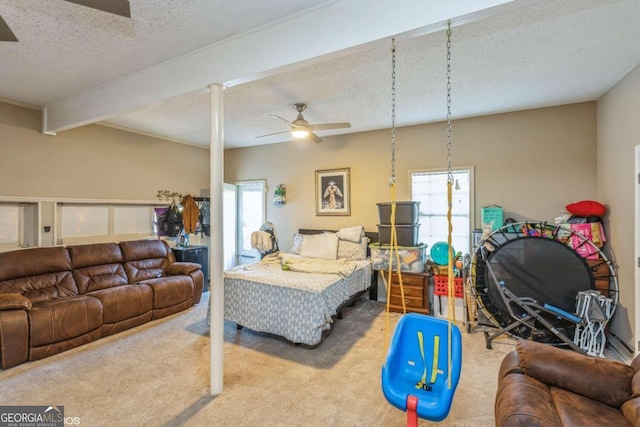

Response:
(484, 331), (492, 349)
(406, 395), (418, 427)
(484, 314), (533, 350)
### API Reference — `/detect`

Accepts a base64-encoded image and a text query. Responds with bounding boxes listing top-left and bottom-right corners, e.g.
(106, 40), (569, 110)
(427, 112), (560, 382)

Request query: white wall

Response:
(0, 102), (209, 200)
(226, 102), (598, 252)
(597, 62), (640, 352)
(0, 101), (211, 253)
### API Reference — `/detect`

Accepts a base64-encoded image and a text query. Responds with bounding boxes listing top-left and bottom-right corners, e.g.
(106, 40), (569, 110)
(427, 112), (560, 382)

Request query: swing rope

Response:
(383, 38), (407, 363)
(381, 25), (462, 424)
(382, 24), (457, 391)
(445, 21), (455, 389)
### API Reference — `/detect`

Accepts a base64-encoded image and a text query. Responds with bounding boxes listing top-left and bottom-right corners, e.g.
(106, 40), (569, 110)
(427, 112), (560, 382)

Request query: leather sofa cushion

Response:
(68, 242), (123, 268)
(551, 387), (631, 426)
(69, 243), (128, 293)
(73, 263), (128, 294)
(1, 272), (78, 304)
(88, 285), (153, 324)
(0, 247), (78, 303)
(120, 239), (170, 262)
(29, 296), (102, 347)
(120, 240), (171, 283)
(0, 247), (71, 281)
(138, 276), (193, 309)
(518, 340), (634, 408)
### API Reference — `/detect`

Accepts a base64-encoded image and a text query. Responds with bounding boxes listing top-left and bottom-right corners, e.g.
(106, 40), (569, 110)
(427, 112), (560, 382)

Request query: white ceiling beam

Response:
(42, 0), (525, 134)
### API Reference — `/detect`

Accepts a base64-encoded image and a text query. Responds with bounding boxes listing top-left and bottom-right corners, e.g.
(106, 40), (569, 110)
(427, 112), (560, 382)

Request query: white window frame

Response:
(236, 180), (266, 262)
(409, 166), (475, 255)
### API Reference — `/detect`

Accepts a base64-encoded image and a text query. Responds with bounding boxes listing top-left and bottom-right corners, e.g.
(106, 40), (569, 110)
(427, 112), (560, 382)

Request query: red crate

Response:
(433, 276), (464, 298)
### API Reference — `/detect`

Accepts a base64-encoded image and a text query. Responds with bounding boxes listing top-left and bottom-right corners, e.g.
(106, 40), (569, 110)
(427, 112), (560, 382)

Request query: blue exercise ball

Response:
(430, 242), (454, 266)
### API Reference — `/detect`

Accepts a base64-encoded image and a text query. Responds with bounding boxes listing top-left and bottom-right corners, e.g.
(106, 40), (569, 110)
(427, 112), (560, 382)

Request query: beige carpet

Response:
(0, 293), (516, 426)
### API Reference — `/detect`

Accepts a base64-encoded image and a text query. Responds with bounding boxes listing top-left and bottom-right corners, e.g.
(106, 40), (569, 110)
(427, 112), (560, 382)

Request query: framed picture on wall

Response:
(315, 168), (350, 216)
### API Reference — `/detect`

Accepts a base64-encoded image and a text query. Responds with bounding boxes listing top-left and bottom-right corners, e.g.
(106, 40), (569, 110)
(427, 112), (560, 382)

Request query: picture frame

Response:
(315, 167), (350, 216)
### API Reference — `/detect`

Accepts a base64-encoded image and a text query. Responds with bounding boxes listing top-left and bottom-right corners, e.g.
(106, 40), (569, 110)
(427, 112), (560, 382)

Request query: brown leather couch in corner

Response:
(0, 239), (204, 369)
(495, 339), (640, 426)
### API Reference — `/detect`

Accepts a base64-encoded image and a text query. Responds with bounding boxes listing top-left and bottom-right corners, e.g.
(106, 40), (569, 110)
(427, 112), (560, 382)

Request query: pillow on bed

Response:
(300, 232), (339, 260)
(290, 233), (305, 254)
(336, 226), (364, 243)
(338, 236), (369, 261)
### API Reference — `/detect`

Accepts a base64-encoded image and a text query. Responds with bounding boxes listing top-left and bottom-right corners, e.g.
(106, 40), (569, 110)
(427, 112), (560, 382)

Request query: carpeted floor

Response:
(0, 293), (516, 426)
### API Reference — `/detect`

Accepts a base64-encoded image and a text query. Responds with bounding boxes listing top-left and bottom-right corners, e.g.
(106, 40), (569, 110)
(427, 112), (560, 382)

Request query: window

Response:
(60, 206), (109, 238)
(0, 203), (36, 250)
(236, 180), (265, 262)
(57, 204), (156, 245)
(410, 168), (473, 255)
(0, 204), (21, 247)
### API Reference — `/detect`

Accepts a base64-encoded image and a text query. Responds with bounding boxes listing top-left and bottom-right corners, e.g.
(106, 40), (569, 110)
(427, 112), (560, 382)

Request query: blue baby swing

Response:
(381, 24), (463, 426)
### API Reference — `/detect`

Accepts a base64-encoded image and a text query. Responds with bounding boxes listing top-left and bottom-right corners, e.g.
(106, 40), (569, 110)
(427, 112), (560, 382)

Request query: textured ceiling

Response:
(0, 0), (329, 105)
(1, 0), (639, 149)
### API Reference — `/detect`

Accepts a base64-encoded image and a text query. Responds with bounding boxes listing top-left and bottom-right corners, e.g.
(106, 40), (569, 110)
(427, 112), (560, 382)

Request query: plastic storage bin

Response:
(377, 224), (420, 246)
(433, 275), (464, 298)
(369, 243), (427, 273)
(377, 201), (420, 225)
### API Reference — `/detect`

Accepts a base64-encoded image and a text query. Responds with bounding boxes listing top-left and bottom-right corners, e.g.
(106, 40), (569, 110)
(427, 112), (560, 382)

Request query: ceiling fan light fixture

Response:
(291, 128), (309, 138)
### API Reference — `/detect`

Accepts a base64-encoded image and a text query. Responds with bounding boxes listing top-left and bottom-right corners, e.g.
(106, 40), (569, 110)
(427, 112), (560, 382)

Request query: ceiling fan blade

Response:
(269, 115), (293, 126)
(256, 130), (290, 139)
(0, 15), (18, 42)
(64, 0), (132, 18)
(309, 122), (351, 131)
(309, 132), (322, 143)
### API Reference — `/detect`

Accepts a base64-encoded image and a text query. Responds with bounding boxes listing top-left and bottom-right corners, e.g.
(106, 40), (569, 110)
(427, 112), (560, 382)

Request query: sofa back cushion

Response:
(68, 243), (128, 294)
(518, 339), (634, 408)
(120, 240), (172, 283)
(0, 247), (78, 303)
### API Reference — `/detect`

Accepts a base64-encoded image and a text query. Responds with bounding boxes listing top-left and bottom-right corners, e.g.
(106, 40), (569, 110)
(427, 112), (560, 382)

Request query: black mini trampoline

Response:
(471, 222), (618, 345)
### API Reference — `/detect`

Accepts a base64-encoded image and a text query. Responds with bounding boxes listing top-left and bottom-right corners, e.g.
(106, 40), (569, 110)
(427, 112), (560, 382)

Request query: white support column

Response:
(209, 83), (224, 395)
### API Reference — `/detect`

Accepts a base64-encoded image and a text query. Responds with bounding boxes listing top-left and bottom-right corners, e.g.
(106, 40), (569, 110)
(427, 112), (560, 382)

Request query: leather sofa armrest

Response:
(166, 262), (202, 276)
(622, 397), (640, 427)
(497, 350), (522, 381)
(621, 371), (640, 426)
(0, 294), (32, 311)
(517, 339), (634, 408)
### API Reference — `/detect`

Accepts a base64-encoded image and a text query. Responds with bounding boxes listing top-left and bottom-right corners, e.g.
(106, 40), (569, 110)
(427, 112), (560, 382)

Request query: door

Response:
(236, 180), (266, 265)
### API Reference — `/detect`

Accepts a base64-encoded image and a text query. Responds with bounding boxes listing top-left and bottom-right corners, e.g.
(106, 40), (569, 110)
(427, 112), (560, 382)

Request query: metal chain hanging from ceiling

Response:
(390, 38), (397, 187)
(446, 23), (453, 185)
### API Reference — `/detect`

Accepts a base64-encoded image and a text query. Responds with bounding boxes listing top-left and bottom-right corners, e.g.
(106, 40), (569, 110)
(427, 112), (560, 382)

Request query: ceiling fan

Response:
(0, 0), (131, 42)
(256, 103), (351, 143)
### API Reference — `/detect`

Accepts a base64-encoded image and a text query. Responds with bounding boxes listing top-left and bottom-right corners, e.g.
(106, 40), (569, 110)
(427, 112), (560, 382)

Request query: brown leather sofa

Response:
(495, 339), (640, 426)
(0, 239), (204, 369)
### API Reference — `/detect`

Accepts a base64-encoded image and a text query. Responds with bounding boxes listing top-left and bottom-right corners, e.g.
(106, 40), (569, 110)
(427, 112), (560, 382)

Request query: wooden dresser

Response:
(386, 271), (430, 314)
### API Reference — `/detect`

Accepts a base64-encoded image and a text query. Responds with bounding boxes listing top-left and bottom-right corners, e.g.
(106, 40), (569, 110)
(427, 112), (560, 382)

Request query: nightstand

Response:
(386, 271), (430, 315)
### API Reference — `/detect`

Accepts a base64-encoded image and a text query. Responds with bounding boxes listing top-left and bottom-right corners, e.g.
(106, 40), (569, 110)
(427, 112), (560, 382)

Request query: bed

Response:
(223, 228), (377, 347)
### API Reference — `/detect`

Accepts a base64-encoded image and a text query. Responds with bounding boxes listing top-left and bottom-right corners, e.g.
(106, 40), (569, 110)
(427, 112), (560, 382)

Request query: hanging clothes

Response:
(181, 194), (200, 234)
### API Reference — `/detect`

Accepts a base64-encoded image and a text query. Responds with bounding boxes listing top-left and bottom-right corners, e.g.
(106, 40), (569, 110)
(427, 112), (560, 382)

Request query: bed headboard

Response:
(298, 228), (378, 256)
